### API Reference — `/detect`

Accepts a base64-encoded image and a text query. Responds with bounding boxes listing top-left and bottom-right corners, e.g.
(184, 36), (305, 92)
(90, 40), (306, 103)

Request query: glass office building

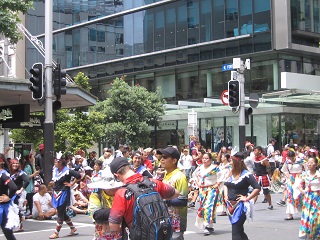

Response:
(25, 0), (320, 150)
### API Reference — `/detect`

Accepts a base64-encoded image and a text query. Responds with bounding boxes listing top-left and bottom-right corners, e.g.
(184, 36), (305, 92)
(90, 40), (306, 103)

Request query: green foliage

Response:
(91, 76), (165, 149)
(74, 72), (91, 92)
(0, 0), (33, 43)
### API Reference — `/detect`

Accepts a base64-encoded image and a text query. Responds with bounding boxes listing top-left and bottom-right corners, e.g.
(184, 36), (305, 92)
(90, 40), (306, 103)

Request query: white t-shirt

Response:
(180, 154), (193, 170)
(32, 192), (51, 213)
(267, 144), (275, 163)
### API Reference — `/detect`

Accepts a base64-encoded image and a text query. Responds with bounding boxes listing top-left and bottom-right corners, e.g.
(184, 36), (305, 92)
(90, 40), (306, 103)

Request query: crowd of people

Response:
(0, 138), (319, 240)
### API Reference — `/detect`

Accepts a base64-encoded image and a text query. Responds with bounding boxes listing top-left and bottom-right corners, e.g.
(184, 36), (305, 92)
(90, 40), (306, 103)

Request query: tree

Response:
(74, 72), (91, 92)
(0, 0), (33, 43)
(91, 76), (166, 149)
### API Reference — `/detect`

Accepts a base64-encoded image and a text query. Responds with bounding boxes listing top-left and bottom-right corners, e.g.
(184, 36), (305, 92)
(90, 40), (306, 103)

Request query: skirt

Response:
(299, 190), (320, 239)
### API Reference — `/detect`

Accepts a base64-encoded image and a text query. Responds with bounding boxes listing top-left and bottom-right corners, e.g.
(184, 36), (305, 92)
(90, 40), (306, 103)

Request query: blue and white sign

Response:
(222, 63), (234, 71)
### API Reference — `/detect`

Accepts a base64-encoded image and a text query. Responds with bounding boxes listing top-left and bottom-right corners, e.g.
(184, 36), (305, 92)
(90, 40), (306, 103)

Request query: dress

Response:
(192, 163), (222, 229)
(299, 170), (320, 239)
(281, 159), (304, 215)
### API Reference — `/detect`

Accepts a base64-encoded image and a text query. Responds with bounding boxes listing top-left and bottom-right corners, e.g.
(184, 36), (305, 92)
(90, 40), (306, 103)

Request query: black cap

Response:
(110, 157), (129, 174)
(156, 147), (180, 160)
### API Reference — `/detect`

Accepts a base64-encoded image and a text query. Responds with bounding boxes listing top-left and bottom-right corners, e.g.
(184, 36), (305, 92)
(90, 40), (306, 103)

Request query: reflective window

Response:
(200, 0), (212, 42)
(213, 0), (225, 40)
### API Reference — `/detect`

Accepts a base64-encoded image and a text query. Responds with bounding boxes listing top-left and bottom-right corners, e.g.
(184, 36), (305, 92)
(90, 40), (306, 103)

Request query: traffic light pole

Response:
(43, 0), (54, 186)
(237, 63), (246, 152)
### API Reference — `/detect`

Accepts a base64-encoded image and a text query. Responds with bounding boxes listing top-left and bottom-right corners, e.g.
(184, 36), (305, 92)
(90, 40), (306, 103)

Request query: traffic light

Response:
(228, 80), (240, 107)
(29, 63), (43, 100)
(245, 107), (253, 124)
(53, 64), (67, 99)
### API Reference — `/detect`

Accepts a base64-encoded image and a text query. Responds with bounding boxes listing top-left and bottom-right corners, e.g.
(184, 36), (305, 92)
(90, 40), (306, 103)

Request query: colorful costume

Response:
(192, 163), (222, 229)
(299, 170), (320, 239)
(281, 159), (304, 215)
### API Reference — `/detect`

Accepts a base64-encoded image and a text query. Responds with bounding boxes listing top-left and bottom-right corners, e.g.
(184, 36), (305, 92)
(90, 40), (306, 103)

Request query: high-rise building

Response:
(23, 0), (320, 150)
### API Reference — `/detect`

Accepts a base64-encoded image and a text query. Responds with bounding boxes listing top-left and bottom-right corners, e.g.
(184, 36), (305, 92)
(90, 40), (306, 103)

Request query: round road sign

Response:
(221, 90), (229, 106)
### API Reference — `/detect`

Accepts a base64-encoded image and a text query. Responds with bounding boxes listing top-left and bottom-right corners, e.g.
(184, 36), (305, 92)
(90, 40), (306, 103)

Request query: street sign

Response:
(220, 90), (229, 106)
(0, 104), (30, 124)
(2, 115), (44, 129)
(249, 93), (259, 108)
(188, 110), (197, 126)
(222, 63), (234, 71)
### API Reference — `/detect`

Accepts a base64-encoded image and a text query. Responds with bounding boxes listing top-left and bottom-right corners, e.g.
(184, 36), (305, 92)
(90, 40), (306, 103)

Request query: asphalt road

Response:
(1, 193), (301, 240)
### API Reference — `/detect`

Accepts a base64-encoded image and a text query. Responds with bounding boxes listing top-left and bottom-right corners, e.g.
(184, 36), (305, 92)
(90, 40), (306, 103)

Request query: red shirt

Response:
(109, 173), (176, 227)
(143, 159), (153, 171)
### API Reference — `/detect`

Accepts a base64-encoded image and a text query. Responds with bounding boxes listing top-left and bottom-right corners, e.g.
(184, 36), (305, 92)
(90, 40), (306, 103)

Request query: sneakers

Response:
(277, 200), (286, 206)
(267, 205), (273, 210)
(205, 227), (214, 232)
(188, 202), (195, 208)
(203, 229), (210, 236)
(262, 198), (267, 203)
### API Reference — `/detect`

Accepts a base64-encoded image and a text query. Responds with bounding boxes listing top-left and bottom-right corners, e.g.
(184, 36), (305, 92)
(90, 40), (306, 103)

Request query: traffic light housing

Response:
(0, 43), (4, 58)
(53, 64), (67, 99)
(29, 63), (43, 100)
(228, 80), (240, 107)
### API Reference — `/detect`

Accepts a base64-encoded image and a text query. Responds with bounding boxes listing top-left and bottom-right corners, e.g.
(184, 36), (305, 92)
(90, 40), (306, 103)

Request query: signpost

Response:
(188, 109), (197, 136)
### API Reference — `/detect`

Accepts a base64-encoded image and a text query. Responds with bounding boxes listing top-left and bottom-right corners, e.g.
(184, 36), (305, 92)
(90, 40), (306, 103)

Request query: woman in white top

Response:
(298, 157), (320, 239)
(281, 150), (304, 220)
(192, 152), (223, 236)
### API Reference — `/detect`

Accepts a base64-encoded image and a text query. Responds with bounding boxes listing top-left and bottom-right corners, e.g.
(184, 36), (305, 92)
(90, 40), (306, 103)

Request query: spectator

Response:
(179, 149), (192, 180)
(108, 157), (180, 238)
(32, 184), (56, 220)
(158, 147), (189, 240)
(35, 144), (45, 179)
(141, 150), (153, 172)
(131, 151), (153, 178)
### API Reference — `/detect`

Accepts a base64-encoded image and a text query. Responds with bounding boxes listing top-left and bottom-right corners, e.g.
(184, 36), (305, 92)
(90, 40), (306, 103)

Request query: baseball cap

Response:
(39, 143), (44, 150)
(110, 157), (129, 174)
(156, 147), (180, 160)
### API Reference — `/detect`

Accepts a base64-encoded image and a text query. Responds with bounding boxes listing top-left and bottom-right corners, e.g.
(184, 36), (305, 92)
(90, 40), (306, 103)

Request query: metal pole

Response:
(238, 61), (246, 152)
(43, 0), (54, 186)
(3, 39), (9, 152)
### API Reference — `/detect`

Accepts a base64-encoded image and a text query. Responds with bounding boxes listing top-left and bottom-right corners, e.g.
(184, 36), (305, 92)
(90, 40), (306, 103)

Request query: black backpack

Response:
(125, 176), (172, 240)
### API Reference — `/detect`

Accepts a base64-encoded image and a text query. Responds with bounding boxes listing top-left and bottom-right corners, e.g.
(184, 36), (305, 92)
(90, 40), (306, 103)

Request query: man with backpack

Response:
(108, 157), (180, 240)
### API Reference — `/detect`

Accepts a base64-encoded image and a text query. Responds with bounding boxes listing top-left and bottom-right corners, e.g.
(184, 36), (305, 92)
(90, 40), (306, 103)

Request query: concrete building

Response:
(12, 0), (320, 150)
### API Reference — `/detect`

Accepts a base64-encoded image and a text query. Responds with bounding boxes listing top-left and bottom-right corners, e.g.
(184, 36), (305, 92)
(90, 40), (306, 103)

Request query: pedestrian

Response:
(0, 153), (18, 240)
(224, 152), (261, 240)
(298, 157), (320, 239)
(35, 143), (45, 178)
(192, 152), (222, 236)
(9, 158), (30, 232)
(281, 150), (304, 220)
(180, 149), (192, 180)
(158, 147), (189, 240)
(49, 155), (81, 239)
(108, 157), (180, 239)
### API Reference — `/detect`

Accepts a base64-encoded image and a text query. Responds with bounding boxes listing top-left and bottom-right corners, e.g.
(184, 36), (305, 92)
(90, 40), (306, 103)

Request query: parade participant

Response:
(9, 158), (30, 232)
(252, 146), (274, 210)
(0, 153), (18, 240)
(131, 151), (153, 177)
(281, 150), (304, 220)
(217, 153), (232, 216)
(108, 157), (180, 239)
(159, 147), (189, 240)
(49, 155), (81, 239)
(224, 152), (261, 240)
(298, 157), (320, 239)
(192, 152), (222, 236)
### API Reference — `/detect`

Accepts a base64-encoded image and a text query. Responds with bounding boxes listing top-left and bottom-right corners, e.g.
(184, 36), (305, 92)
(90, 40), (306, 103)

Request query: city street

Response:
(1, 193), (301, 240)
